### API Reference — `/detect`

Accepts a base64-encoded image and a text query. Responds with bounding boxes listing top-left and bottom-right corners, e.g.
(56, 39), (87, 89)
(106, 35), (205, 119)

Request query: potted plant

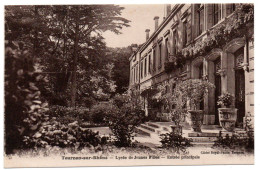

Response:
(217, 92), (237, 132)
(169, 107), (184, 135)
(173, 79), (215, 132)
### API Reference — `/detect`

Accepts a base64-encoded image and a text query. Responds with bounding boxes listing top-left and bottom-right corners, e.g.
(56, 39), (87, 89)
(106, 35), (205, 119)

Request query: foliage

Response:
(5, 5), (130, 107)
(182, 4), (254, 59)
(213, 132), (254, 151)
(156, 79), (214, 124)
(164, 4), (254, 69)
(217, 92), (234, 107)
(164, 52), (186, 74)
(107, 92), (145, 147)
(45, 105), (90, 124)
(213, 115), (254, 151)
(160, 132), (192, 153)
(90, 102), (111, 124)
(164, 61), (176, 74)
(5, 41), (48, 154)
(23, 120), (107, 150)
(106, 46), (134, 94)
(173, 79), (215, 110)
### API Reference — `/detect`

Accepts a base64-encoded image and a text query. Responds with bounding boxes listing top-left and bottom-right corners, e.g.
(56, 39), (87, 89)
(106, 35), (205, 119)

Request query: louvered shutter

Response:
(187, 14), (192, 44)
(226, 4), (232, 16)
(207, 4), (213, 29)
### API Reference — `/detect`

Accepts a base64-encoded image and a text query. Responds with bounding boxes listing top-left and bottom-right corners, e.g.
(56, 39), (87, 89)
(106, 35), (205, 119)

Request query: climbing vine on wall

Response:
(165, 4), (254, 74)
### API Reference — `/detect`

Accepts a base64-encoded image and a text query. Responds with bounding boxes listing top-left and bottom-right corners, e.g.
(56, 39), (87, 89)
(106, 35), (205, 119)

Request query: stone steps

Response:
(140, 124), (156, 132)
(146, 122), (160, 128)
(135, 126), (152, 137)
(191, 142), (215, 147)
(190, 137), (217, 142)
(134, 122), (241, 148)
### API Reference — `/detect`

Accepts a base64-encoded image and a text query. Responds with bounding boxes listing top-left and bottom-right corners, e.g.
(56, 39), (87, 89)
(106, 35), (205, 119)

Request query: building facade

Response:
(129, 4), (254, 126)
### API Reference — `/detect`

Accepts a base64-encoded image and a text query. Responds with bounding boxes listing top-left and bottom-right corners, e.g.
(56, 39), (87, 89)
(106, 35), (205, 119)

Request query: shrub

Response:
(5, 41), (48, 154)
(45, 105), (90, 124)
(107, 93), (145, 147)
(160, 132), (193, 153)
(213, 133), (254, 151)
(23, 119), (106, 150)
(90, 102), (111, 124)
(173, 79), (215, 110)
(213, 116), (254, 151)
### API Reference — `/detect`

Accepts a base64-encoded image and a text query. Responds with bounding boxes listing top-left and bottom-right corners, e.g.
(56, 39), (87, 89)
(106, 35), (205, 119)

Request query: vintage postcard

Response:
(4, 3), (254, 167)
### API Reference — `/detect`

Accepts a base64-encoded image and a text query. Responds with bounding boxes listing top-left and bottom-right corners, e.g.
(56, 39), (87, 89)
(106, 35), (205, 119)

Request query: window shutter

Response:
(207, 4), (213, 29)
(226, 4), (232, 16)
(218, 4), (222, 20)
(172, 31), (176, 56)
(166, 39), (171, 62)
(136, 65), (138, 81)
(187, 15), (192, 44)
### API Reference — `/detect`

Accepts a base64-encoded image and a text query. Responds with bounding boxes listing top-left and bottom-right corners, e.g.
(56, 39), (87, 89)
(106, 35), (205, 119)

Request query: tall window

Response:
(148, 54), (151, 74)
(140, 61), (143, 79)
(199, 63), (203, 79)
(226, 4), (236, 16)
(159, 44), (162, 68)
(153, 48), (156, 70)
(136, 65), (138, 82)
(165, 38), (169, 61)
(213, 4), (221, 25)
(131, 68), (133, 84)
(183, 21), (187, 46)
(133, 67), (136, 82)
(173, 30), (178, 55)
(144, 57), (147, 76)
(197, 4), (204, 36)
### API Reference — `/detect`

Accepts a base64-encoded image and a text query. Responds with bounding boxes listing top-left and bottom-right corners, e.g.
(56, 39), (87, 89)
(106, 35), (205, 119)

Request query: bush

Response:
(213, 133), (254, 151)
(90, 102), (111, 124)
(160, 132), (193, 153)
(107, 93), (145, 147)
(23, 119), (107, 150)
(213, 117), (254, 151)
(5, 42), (48, 154)
(45, 105), (90, 124)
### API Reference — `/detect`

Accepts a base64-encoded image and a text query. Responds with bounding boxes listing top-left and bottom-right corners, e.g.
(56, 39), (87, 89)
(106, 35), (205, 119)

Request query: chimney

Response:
(154, 16), (159, 31)
(145, 29), (150, 40)
(166, 4), (171, 17)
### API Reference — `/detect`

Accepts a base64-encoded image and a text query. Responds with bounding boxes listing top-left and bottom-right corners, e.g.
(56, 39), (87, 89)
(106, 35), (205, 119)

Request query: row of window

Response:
(130, 4), (236, 84)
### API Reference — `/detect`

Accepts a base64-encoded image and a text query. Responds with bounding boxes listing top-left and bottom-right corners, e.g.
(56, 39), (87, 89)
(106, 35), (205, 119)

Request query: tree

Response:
(106, 46), (133, 94)
(57, 5), (130, 107)
(5, 5), (130, 107)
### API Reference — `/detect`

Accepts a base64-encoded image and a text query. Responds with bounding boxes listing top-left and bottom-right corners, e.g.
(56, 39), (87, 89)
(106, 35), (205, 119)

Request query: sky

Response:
(102, 4), (166, 48)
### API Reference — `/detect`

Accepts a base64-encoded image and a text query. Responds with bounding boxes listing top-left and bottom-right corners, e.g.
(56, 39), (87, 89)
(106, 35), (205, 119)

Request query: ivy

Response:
(182, 4), (254, 59)
(164, 4), (254, 74)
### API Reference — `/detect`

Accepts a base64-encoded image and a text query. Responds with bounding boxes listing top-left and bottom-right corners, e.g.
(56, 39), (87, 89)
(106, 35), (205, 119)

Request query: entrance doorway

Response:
(198, 63), (204, 110)
(214, 59), (221, 125)
(234, 48), (245, 125)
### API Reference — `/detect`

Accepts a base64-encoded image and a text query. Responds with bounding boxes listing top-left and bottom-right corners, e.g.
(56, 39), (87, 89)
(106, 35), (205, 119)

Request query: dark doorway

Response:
(198, 63), (204, 110)
(235, 68), (245, 124)
(234, 47), (245, 125)
(214, 59), (221, 125)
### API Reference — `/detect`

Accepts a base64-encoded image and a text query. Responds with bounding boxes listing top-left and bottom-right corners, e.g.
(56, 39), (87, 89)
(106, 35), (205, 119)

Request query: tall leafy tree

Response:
(57, 5), (130, 107)
(106, 46), (133, 94)
(5, 5), (130, 107)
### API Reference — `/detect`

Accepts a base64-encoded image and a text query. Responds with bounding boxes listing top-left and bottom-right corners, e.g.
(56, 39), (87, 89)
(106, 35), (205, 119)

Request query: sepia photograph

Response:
(3, 1), (254, 167)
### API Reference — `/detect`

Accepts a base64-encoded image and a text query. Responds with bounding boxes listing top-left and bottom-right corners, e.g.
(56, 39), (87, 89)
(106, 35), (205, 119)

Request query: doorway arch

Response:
(224, 38), (246, 127)
(205, 48), (222, 125)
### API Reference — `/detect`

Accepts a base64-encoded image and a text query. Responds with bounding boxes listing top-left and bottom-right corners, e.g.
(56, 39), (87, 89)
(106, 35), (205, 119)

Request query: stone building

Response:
(129, 4), (254, 126)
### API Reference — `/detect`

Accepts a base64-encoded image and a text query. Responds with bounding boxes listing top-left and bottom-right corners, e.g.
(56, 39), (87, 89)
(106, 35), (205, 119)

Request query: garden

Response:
(4, 4), (254, 158)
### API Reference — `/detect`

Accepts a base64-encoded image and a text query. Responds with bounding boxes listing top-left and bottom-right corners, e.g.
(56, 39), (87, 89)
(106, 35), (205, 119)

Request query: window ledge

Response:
(194, 30), (207, 42)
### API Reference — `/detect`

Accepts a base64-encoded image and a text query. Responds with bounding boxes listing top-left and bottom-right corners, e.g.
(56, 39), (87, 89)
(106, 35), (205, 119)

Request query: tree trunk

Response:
(71, 8), (79, 108)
